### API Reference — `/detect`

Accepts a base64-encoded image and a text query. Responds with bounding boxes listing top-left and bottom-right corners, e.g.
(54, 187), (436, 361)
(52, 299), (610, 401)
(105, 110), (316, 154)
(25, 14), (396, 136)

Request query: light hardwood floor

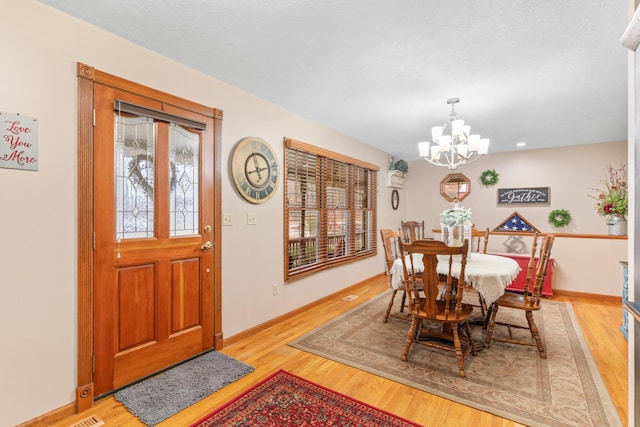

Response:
(46, 275), (628, 427)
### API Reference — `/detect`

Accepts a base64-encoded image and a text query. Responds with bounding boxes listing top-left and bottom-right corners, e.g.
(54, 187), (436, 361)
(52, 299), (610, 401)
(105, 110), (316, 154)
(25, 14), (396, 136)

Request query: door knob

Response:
(201, 241), (213, 250)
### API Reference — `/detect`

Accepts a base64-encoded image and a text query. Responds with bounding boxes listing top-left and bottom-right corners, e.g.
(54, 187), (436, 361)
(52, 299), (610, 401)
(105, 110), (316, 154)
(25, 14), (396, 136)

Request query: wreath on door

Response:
(127, 154), (176, 194)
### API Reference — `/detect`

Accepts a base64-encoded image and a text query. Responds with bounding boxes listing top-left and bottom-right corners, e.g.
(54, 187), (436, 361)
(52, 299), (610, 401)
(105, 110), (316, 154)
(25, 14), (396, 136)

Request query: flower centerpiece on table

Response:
(588, 164), (628, 218)
(440, 200), (472, 254)
(440, 203), (473, 228)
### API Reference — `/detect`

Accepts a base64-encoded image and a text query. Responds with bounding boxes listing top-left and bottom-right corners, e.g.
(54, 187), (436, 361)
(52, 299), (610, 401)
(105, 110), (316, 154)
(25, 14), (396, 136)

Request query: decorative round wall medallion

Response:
(231, 137), (279, 204)
(391, 189), (399, 210)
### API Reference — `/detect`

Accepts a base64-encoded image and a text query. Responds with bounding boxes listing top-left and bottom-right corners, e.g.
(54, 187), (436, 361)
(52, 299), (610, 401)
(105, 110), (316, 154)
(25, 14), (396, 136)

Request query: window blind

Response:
(284, 138), (378, 280)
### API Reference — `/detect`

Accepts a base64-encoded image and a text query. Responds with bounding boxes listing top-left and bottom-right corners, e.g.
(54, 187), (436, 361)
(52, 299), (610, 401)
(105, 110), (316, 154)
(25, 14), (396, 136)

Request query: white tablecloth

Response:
(389, 253), (521, 305)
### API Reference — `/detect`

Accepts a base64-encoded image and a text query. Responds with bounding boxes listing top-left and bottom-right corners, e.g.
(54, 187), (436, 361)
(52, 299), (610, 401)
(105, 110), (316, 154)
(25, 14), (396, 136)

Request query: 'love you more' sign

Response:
(1, 112), (38, 171)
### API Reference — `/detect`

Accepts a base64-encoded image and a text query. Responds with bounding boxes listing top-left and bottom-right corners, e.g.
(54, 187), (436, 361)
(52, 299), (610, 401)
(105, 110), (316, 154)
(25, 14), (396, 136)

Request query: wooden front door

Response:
(91, 80), (219, 396)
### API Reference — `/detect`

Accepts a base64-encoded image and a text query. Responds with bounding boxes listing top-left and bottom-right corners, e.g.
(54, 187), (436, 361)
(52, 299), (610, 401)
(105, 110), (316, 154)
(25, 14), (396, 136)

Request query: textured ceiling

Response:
(37, 0), (630, 161)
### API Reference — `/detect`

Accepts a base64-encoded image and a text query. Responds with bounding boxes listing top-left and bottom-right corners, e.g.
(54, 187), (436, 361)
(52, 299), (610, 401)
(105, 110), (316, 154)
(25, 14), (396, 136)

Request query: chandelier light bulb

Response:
(431, 126), (443, 142)
(439, 135), (452, 150)
(468, 134), (481, 151)
(418, 141), (430, 158)
(452, 119), (464, 137)
(462, 125), (471, 140)
(430, 144), (440, 159)
(478, 138), (490, 155)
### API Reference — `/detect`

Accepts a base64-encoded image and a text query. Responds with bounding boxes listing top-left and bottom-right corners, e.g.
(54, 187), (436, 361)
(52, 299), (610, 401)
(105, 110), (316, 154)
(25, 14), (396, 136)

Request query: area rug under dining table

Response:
(289, 292), (622, 427)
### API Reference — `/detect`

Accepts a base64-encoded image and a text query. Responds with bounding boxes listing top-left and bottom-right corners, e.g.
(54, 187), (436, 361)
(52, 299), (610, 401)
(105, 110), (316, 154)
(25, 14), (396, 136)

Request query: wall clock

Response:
(391, 189), (399, 210)
(231, 137), (279, 204)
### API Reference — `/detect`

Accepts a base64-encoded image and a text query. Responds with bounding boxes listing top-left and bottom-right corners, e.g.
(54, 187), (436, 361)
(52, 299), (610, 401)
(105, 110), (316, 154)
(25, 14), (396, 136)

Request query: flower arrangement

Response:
(588, 164), (628, 217)
(440, 204), (472, 227)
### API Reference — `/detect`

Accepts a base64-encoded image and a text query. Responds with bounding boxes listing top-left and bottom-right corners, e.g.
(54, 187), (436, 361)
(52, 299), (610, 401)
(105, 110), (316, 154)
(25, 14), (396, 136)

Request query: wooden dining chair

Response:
(399, 238), (476, 378)
(471, 226), (490, 254)
(482, 232), (540, 327)
(400, 220), (425, 243)
(467, 227), (491, 318)
(484, 233), (555, 358)
(380, 228), (412, 322)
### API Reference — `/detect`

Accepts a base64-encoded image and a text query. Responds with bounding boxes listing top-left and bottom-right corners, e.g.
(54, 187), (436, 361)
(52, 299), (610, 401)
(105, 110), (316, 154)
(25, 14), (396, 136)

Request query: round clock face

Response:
(231, 137), (279, 203)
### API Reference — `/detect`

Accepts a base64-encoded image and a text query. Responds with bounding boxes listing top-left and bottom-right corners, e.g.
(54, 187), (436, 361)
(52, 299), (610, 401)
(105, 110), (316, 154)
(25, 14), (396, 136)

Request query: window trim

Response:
(284, 137), (379, 281)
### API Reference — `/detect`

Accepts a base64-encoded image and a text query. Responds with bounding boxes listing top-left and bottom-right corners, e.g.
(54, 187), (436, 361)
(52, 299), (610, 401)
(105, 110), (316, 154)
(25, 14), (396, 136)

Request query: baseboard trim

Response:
(223, 273), (386, 347)
(16, 402), (76, 427)
(553, 289), (622, 303)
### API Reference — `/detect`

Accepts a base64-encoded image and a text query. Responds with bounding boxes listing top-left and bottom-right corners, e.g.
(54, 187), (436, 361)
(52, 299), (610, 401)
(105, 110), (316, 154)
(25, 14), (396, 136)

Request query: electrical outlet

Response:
(272, 283), (279, 295)
(247, 212), (257, 225)
(223, 213), (233, 226)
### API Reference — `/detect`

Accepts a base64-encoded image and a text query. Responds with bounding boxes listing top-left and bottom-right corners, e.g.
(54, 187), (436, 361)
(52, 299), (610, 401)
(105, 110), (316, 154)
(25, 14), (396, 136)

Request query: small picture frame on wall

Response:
(391, 189), (399, 210)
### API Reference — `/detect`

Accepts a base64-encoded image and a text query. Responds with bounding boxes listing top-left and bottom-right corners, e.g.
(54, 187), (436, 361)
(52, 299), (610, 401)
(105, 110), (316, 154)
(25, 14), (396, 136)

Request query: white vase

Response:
(606, 214), (627, 236)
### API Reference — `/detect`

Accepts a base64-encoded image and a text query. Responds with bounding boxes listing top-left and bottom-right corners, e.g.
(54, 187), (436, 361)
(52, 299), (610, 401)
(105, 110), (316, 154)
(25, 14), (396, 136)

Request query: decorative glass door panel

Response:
(115, 115), (156, 239)
(170, 123), (199, 237)
(115, 119), (201, 239)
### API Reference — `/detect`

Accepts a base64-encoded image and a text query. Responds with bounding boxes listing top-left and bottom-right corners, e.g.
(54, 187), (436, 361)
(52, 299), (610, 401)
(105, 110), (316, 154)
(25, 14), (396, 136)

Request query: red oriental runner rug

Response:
(190, 369), (422, 427)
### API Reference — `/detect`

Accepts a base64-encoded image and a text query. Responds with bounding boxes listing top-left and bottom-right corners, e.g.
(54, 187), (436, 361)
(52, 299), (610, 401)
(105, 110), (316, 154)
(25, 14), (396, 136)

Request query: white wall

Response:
(405, 141), (628, 295)
(0, 2), (392, 425)
(0, 1), (630, 426)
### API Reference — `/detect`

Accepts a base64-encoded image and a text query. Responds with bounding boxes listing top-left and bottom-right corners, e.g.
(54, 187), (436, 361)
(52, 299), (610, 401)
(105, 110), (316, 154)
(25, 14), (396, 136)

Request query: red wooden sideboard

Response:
(490, 252), (554, 297)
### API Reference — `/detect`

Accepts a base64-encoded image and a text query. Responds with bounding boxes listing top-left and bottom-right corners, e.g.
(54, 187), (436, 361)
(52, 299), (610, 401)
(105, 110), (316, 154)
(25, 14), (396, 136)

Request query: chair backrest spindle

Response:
(528, 234), (555, 308)
(400, 220), (425, 243)
(522, 232), (540, 296)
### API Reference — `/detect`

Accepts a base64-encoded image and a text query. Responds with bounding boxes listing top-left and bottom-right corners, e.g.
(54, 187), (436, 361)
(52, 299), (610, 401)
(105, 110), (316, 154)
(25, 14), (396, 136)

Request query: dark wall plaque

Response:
(497, 187), (550, 205)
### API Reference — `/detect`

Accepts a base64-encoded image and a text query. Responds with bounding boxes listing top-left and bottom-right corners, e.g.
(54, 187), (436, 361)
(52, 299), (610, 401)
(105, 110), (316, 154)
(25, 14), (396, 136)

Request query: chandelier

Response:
(418, 98), (489, 170)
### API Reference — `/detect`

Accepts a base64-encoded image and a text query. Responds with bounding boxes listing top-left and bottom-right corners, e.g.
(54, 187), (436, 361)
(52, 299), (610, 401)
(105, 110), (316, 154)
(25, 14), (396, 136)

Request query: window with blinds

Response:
(284, 138), (378, 280)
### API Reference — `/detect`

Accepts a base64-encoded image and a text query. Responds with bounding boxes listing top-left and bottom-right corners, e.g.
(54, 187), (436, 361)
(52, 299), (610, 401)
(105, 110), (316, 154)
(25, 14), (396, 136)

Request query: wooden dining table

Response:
(390, 252), (521, 307)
